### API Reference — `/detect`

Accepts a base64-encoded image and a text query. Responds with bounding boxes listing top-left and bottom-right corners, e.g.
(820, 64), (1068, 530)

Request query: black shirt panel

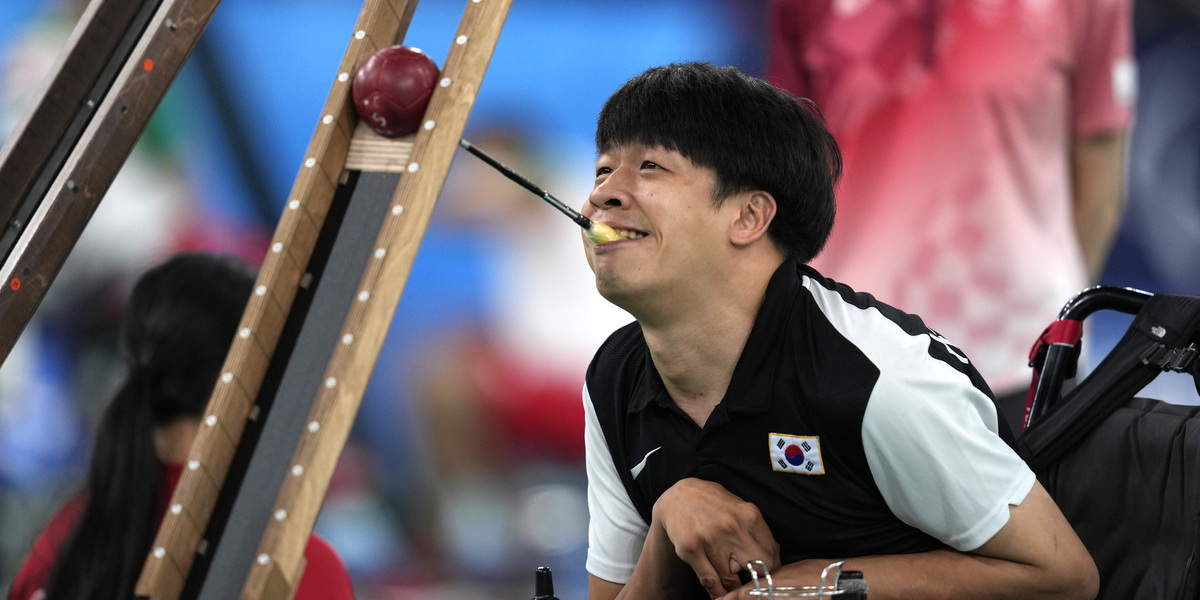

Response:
(587, 320), (658, 524)
(586, 261), (944, 563)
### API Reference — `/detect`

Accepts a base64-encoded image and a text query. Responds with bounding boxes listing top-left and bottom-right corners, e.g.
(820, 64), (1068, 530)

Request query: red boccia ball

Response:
(352, 45), (439, 138)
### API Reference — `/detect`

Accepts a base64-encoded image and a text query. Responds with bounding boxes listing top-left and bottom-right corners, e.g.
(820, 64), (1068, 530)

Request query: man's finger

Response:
(705, 548), (741, 592)
(689, 558), (729, 599)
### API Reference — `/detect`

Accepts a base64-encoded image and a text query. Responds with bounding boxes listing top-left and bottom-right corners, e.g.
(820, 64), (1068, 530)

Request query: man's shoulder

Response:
(588, 320), (644, 370)
(798, 264), (944, 341)
(797, 264), (997, 402)
(585, 321), (646, 408)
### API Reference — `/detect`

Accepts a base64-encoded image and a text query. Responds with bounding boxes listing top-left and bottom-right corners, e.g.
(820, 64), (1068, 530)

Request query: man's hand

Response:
(653, 478), (781, 598)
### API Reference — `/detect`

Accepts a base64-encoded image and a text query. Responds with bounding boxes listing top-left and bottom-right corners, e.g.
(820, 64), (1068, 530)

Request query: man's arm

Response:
(590, 514), (708, 600)
(592, 466), (1096, 600)
(719, 481), (1097, 600)
(584, 384), (654, 599)
(589, 574), (623, 600)
(1072, 132), (1126, 282)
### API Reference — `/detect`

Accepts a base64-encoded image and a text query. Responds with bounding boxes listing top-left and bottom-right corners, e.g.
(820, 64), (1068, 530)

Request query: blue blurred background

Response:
(0, 0), (1196, 598)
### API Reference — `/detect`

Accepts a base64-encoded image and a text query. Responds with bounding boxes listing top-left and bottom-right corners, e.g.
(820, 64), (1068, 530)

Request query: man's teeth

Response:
(613, 228), (647, 240)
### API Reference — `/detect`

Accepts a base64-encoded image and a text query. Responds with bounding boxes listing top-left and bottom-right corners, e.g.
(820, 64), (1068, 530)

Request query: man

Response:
(766, 0), (1134, 434)
(580, 63), (1097, 599)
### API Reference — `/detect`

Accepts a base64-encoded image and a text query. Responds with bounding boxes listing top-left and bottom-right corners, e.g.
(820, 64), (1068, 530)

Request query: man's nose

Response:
(587, 176), (630, 213)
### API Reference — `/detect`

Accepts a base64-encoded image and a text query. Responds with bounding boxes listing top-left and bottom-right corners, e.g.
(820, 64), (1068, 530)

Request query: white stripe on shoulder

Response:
(798, 275), (979, 377)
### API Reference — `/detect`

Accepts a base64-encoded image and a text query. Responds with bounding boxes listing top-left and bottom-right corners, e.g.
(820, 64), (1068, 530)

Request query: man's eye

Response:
(595, 166), (612, 177)
(641, 161), (659, 170)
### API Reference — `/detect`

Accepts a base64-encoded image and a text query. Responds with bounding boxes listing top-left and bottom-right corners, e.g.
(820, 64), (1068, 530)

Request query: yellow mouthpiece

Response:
(585, 221), (622, 244)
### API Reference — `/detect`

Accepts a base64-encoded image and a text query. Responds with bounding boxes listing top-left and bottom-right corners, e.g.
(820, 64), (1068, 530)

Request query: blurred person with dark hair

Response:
(766, 0), (1134, 434)
(7, 253), (355, 600)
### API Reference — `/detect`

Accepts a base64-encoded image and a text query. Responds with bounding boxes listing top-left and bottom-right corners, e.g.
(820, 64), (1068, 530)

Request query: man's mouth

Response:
(589, 222), (649, 246)
(610, 227), (647, 240)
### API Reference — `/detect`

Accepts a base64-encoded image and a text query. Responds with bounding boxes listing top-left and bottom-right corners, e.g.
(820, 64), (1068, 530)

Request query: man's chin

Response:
(595, 277), (637, 309)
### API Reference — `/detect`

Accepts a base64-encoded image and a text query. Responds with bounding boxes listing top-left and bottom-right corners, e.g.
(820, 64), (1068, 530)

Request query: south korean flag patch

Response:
(769, 433), (824, 475)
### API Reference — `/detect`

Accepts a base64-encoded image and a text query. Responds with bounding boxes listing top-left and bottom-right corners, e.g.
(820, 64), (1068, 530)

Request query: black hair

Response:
(596, 62), (842, 264)
(45, 252), (255, 600)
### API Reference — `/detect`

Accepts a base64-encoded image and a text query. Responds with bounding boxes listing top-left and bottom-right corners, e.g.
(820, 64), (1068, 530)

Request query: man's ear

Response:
(729, 191), (776, 247)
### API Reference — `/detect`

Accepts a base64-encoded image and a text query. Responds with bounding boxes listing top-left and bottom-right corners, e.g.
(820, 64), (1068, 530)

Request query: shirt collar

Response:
(627, 259), (801, 415)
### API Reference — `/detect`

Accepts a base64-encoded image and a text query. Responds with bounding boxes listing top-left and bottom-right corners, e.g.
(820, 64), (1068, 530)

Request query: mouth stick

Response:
(458, 139), (620, 243)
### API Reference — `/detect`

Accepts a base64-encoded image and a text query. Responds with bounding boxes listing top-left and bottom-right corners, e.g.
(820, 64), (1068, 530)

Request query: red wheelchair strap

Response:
(1027, 319), (1085, 363)
(1023, 319), (1084, 430)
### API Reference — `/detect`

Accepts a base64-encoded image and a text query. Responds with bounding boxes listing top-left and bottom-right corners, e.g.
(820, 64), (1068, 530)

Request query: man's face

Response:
(581, 144), (737, 315)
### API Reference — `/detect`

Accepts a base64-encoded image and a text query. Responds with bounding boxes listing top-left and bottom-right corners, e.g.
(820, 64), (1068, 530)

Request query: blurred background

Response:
(0, 0), (1196, 598)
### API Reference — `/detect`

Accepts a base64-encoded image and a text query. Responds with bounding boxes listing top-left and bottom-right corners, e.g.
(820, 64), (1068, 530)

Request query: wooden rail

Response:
(134, 1), (512, 598)
(0, 0), (223, 365)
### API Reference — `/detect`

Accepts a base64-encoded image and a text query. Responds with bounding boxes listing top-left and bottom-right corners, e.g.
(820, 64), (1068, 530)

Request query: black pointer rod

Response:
(459, 139), (620, 244)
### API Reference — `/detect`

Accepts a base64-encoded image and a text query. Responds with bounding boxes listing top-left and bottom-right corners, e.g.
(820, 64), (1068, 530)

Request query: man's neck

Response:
(639, 256), (783, 427)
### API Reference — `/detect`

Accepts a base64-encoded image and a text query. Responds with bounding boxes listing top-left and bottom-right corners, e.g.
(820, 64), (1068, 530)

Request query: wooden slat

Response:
(0, 0), (149, 222)
(344, 123), (416, 172)
(0, 0), (222, 367)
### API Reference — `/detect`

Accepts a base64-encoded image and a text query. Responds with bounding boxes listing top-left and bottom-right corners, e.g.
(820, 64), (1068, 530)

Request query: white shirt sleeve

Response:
(584, 384), (648, 584)
(862, 370), (1036, 552)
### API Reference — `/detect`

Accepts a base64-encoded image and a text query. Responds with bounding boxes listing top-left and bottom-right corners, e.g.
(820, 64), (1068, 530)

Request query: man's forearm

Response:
(726, 483), (1100, 600)
(726, 547), (1096, 600)
(613, 522), (702, 599)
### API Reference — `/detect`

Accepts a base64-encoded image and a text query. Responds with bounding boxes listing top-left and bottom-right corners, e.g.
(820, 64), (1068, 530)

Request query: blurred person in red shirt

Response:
(8, 253), (354, 600)
(767, 0), (1134, 433)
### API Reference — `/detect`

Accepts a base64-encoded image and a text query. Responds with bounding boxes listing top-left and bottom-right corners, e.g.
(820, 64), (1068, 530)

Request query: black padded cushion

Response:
(1039, 396), (1200, 599)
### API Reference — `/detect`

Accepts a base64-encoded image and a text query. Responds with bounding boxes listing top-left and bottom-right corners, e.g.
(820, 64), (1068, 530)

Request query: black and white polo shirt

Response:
(584, 260), (1033, 584)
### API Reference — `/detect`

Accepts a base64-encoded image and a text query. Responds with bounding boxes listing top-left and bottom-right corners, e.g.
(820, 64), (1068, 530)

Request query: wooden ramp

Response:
(136, 1), (512, 598)
(0, 0), (512, 598)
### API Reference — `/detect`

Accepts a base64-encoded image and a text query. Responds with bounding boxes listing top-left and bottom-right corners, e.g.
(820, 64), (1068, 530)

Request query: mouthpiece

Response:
(585, 220), (621, 244)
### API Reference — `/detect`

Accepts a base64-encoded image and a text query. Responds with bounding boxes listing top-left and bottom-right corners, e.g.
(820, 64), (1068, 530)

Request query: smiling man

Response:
(579, 63), (1098, 600)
